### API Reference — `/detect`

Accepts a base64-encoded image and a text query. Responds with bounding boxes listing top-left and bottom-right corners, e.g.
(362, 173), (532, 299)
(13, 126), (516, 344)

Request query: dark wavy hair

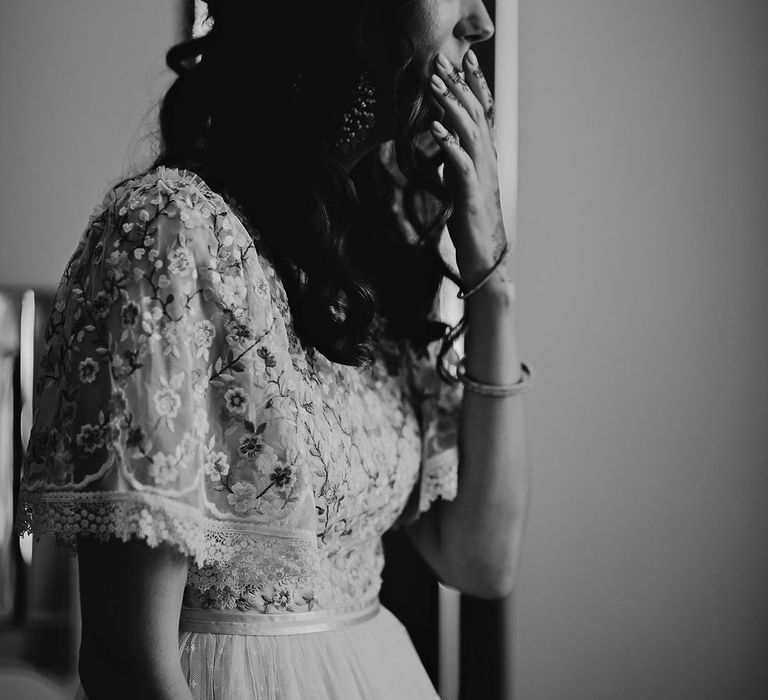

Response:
(153, 0), (464, 368)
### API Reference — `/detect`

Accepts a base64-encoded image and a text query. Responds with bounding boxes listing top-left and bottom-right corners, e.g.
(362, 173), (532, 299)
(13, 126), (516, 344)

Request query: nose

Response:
(456, 0), (495, 44)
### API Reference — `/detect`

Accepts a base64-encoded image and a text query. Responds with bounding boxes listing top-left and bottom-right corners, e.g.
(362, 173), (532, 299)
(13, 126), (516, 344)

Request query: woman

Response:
(16, 0), (532, 697)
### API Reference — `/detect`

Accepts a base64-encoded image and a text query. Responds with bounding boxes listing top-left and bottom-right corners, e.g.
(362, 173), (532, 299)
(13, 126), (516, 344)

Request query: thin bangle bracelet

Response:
(456, 241), (510, 300)
(456, 359), (534, 397)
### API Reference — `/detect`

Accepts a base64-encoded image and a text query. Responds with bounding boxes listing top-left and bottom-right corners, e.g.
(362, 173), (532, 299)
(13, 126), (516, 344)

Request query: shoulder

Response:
(91, 166), (236, 244)
(78, 166), (269, 289)
(46, 165), (292, 366)
(47, 167), (280, 355)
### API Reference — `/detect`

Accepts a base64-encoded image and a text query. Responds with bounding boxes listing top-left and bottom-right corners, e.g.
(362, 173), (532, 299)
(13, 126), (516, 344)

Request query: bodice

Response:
(15, 166), (462, 623)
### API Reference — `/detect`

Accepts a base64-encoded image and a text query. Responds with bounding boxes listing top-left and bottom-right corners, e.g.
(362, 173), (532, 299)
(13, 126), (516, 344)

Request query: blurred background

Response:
(1, 1), (767, 699)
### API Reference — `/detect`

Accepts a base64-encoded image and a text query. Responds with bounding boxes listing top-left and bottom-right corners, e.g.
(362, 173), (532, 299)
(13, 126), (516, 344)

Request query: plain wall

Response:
(513, 1), (768, 698)
(0, 0), (179, 288)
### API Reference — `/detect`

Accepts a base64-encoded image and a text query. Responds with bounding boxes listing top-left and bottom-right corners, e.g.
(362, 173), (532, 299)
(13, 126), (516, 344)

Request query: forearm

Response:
(77, 539), (193, 700)
(79, 646), (194, 700)
(411, 261), (531, 598)
(411, 47), (530, 598)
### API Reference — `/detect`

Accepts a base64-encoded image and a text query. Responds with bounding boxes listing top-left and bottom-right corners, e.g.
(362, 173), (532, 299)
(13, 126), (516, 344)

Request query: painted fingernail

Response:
(436, 53), (452, 70)
(466, 50), (478, 67)
(431, 74), (447, 91)
(431, 121), (448, 136)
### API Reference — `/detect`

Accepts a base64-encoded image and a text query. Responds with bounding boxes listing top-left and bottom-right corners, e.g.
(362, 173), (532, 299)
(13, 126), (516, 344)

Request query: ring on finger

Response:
(431, 74), (461, 104)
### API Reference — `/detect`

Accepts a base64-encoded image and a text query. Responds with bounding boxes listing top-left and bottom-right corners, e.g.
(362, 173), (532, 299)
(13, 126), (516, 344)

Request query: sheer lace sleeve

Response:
(395, 335), (464, 527)
(15, 168), (320, 590)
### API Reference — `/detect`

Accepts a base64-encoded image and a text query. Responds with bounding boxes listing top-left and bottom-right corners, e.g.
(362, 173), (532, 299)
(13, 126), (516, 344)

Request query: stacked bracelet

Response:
(455, 358), (534, 398)
(456, 241), (511, 300)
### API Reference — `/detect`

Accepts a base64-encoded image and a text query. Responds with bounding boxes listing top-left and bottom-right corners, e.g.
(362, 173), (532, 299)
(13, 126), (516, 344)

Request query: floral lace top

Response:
(15, 167), (463, 614)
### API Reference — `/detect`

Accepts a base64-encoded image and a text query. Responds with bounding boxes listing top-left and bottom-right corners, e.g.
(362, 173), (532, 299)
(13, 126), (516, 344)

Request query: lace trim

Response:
(418, 447), (459, 514)
(15, 490), (320, 593)
(108, 166), (220, 210)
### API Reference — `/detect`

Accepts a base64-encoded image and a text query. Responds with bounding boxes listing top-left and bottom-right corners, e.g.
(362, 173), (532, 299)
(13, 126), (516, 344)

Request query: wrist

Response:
(457, 254), (512, 301)
(466, 275), (517, 310)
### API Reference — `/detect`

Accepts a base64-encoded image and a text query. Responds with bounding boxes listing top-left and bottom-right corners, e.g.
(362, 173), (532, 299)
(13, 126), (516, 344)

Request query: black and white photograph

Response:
(0, 1), (766, 699)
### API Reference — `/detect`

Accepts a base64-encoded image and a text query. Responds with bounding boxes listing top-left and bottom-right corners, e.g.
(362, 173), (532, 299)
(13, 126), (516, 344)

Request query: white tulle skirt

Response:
(73, 605), (439, 699)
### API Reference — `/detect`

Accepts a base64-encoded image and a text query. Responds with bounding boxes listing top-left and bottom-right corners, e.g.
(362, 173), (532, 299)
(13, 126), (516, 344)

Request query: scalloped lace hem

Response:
(15, 490), (320, 593)
(418, 448), (459, 513)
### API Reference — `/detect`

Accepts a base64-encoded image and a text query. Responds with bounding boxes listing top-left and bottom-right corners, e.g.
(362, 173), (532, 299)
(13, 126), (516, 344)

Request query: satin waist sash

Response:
(179, 597), (380, 636)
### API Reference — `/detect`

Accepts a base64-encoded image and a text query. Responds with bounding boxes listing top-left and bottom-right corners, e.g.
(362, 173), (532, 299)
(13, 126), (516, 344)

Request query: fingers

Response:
(434, 53), (483, 124)
(429, 52), (496, 158)
(428, 50), (499, 188)
(429, 121), (477, 187)
(431, 56), (483, 148)
(463, 50), (496, 132)
(430, 76), (482, 160)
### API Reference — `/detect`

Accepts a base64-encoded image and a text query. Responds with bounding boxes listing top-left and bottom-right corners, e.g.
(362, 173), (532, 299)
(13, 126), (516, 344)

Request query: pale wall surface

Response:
(0, 0), (178, 288)
(513, 1), (768, 698)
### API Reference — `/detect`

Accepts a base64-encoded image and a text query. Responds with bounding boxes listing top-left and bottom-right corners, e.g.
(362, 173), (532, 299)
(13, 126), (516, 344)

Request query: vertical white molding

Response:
(495, 3), (519, 698)
(18, 291), (35, 566)
(438, 583), (461, 700)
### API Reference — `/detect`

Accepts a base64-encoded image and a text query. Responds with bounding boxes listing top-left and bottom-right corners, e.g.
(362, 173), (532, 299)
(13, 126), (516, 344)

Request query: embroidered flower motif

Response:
(204, 449), (230, 482)
(126, 192), (148, 211)
(261, 583), (295, 612)
(251, 446), (296, 494)
(220, 274), (247, 308)
(78, 357), (99, 384)
(125, 426), (146, 449)
(175, 186), (213, 230)
(224, 387), (247, 414)
(254, 447), (279, 476)
(257, 345), (277, 368)
(153, 373), (185, 419)
(106, 250), (131, 280)
(167, 247), (193, 276)
(320, 480), (344, 506)
(236, 596), (253, 611)
(76, 424), (104, 453)
(141, 307), (162, 338)
(225, 322), (253, 347)
(201, 586), (238, 610)
(226, 481), (261, 514)
(189, 320), (215, 360)
(148, 451), (180, 485)
(121, 301), (140, 328)
(238, 433), (262, 458)
(269, 464), (296, 493)
(159, 319), (181, 357)
(91, 291), (111, 319)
